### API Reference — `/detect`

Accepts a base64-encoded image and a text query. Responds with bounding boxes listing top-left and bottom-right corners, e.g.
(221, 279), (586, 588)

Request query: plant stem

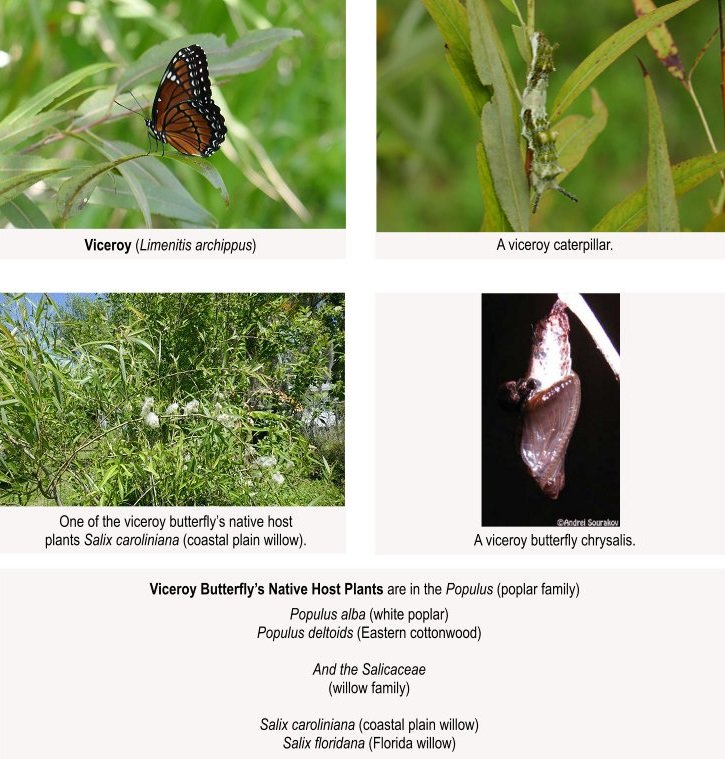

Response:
(558, 293), (621, 380)
(527, 0), (535, 37)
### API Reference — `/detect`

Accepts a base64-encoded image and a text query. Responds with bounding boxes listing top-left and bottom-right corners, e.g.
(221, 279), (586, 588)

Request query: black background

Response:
(481, 294), (620, 526)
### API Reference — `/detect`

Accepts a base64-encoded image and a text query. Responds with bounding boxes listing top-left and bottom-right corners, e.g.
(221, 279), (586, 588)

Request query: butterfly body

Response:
(145, 45), (226, 157)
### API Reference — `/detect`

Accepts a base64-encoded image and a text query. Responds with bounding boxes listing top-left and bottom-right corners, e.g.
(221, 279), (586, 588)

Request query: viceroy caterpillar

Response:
(144, 44), (227, 157)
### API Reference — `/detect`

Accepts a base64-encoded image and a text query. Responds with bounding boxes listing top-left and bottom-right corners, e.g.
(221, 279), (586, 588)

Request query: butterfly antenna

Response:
(113, 91), (148, 118)
(130, 90), (146, 115)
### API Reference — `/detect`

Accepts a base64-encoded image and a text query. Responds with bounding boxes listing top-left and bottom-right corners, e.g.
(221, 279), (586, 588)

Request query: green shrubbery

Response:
(0, 293), (344, 506)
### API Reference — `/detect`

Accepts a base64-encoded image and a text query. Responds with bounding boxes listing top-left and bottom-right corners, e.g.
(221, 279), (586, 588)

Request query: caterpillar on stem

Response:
(521, 33), (578, 213)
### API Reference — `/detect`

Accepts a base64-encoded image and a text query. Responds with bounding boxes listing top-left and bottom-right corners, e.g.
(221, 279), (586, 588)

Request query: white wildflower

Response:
(141, 397), (154, 416)
(165, 403), (179, 414)
(144, 412), (160, 429)
(217, 413), (234, 429)
(255, 455), (277, 468)
(271, 472), (285, 485)
(184, 399), (199, 415)
(214, 402), (223, 413)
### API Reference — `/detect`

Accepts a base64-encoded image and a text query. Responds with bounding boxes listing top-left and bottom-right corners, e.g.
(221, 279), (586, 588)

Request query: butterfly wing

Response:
(147, 45), (226, 157)
(519, 373), (580, 499)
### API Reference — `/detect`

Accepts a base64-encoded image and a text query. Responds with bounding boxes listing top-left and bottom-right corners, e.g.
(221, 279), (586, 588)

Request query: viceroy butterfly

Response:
(145, 45), (227, 157)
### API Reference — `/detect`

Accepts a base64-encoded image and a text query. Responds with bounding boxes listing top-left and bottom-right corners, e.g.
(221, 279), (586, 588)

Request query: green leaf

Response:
(555, 89), (608, 177)
(213, 29), (304, 77)
(100, 141), (218, 225)
(164, 154), (229, 206)
(56, 153), (146, 222)
(0, 169), (64, 204)
(551, 0), (701, 120)
(468, 0), (529, 231)
(498, 0), (520, 15)
(445, 49), (490, 116)
(0, 63), (115, 129)
(117, 31), (301, 93)
(0, 156), (92, 175)
(511, 24), (531, 65)
(594, 151), (725, 231)
(0, 194), (53, 228)
(421, 0), (491, 116)
(0, 111), (74, 154)
(476, 142), (511, 231)
(642, 64), (679, 231)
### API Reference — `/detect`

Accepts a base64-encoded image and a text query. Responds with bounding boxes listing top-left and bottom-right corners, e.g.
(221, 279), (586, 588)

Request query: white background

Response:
(1, 2), (725, 755)
(0, 0), (722, 588)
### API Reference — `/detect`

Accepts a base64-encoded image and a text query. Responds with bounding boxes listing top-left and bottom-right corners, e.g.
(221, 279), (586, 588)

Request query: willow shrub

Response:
(0, 293), (344, 506)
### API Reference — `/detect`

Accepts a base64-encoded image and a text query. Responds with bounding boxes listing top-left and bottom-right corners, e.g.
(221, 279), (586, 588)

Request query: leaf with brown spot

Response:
(632, 0), (687, 84)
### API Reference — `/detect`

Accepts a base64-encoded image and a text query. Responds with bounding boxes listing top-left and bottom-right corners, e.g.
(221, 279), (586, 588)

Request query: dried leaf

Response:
(633, 0), (687, 83)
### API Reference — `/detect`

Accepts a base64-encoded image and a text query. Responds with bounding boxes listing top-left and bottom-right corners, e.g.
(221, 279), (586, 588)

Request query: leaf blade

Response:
(642, 64), (679, 231)
(0, 63), (115, 129)
(421, 0), (492, 116)
(555, 88), (608, 177)
(594, 151), (725, 231)
(551, 0), (701, 120)
(632, 0), (687, 82)
(468, 0), (529, 231)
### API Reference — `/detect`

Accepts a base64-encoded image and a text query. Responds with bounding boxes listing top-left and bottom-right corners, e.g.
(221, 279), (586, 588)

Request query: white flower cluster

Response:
(254, 455), (285, 485)
(140, 397), (159, 429)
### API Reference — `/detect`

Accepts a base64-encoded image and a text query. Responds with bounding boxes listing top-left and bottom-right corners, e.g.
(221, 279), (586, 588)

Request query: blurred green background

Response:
(378, 0), (722, 231)
(0, 0), (345, 228)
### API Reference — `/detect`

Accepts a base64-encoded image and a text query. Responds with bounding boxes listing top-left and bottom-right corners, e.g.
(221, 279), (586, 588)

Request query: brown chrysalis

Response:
(498, 299), (580, 499)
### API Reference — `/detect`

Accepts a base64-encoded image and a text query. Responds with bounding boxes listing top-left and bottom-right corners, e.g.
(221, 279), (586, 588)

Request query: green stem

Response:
(527, 0), (535, 36)
(687, 85), (720, 157)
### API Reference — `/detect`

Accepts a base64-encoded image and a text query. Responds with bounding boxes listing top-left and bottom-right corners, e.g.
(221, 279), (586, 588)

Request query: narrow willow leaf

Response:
(512, 24), (531, 65)
(92, 179), (215, 226)
(551, 0), (701, 120)
(0, 111), (74, 154)
(555, 89), (608, 177)
(0, 194), (53, 228)
(93, 141), (217, 225)
(0, 156), (91, 175)
(118, 31), (301, 93)
(70, 86), (120, 130)
(498, 0), (520, 16)
(642, 63), (679, 231)
(421, 0), (491, 115)
(56, 154), (145, 222)
(633, 0), (687, 82)
(445, 48), (490, 116)
(164, 154), (229, 205)
(0, 169), (64, 204)
(0, 63), (115, 128)
(593, 151), (725, 231)
(213, 29), (303, 77)
(468, 0), (529, 231)
(476, 142), (512, 231)
(86, 138), (152, 227)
